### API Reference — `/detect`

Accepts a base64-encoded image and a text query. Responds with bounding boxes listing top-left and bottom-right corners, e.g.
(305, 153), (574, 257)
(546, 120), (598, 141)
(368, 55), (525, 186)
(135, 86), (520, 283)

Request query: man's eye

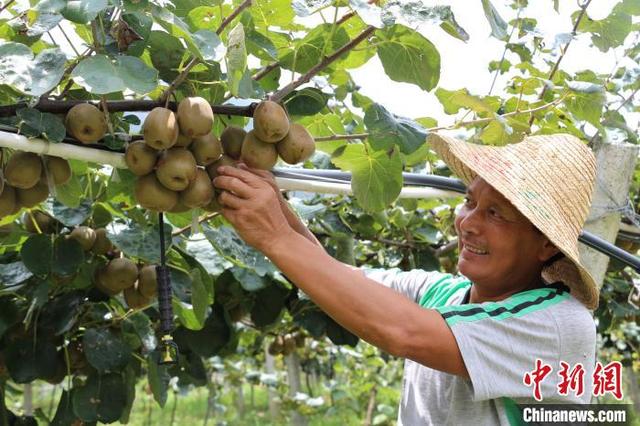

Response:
(489, 208), (502, 218)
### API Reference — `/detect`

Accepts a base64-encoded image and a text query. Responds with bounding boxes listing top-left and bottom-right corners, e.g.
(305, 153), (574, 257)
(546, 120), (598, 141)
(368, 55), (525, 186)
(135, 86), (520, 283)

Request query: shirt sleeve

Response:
(363, 268), (446, 304)
(435, 292), (596, 403)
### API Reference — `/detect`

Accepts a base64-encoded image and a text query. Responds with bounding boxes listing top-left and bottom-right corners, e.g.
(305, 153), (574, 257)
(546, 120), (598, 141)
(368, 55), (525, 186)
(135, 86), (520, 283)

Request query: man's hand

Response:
(212, 165), (294, 253)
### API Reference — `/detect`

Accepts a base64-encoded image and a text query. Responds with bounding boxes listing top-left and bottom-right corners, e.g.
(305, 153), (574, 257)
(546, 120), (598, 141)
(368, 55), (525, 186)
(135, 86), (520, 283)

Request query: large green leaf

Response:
(284, 87), (329, 116)
(0, 262), (33, 288)
(565, 82), (605, 127)
(381, 1), (469, 42)
(435, 88), (497, 115)
(364, 103), (427, 154)
(574, 2), (633, 52)
(250, 0), (296, 29)
(226, 23), (247, 97)
(71, 54), (158, 95)
(147, 351), (170, 407)
(107, 222), (172, 264)
(72, 373), (128, 423)
(331, 143), (403, 212)
(0, 43), (66, 96)
(52, 236), (84, 277)
(147, 31), (185, 82)
(297, 113), (346, 154)
(376, 24), (440, 91)
(280, 24), (350, 74)
(62, 0), (108, 23)
(16, 108), (66, 143)
(83, 328), (132, 373)
(4, 334), (59, 383)
(183, 304), (231, 357)
(50, 199), (93, 226)
(250, 282), (288, 327)
(20, 234), (52, 277)
(190, 268), (208, 327)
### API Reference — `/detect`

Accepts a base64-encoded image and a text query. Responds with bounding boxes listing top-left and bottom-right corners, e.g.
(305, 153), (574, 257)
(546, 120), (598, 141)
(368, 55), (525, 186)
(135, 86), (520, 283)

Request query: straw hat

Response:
(428, 133), (599, 309)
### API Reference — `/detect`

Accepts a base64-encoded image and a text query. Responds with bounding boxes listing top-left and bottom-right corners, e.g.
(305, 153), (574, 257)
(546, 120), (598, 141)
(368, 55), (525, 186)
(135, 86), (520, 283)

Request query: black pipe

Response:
(272, 168), (640, 273)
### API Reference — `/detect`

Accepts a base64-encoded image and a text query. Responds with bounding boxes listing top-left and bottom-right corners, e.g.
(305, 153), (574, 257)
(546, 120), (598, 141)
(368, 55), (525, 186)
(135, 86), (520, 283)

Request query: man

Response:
(212, 133), (598, 425)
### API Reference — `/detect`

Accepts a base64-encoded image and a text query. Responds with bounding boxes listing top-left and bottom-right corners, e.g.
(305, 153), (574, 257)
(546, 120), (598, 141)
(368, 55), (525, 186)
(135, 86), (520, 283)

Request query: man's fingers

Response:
(217, 165), (263, 188)
(213, 176), (254, 198)
(217, 190), (244, 209)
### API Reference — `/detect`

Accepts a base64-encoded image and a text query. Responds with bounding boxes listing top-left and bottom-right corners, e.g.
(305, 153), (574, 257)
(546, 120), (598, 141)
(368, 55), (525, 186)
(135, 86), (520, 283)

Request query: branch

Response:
(161, 0), (252, 102)
(269, 25), (376, 102)
(172, 212), (220, 236)
(313, 133), (368, 142)
(41, 47), (93, 99)
(0, 0), (15, 13)
(0, 99), (257, 117)
(529, 0), (592, 125)
(614, 86), (640, 113)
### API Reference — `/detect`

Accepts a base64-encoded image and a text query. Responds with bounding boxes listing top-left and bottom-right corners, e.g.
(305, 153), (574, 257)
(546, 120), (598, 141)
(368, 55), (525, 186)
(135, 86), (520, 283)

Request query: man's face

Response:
(454, 177), (553, 290)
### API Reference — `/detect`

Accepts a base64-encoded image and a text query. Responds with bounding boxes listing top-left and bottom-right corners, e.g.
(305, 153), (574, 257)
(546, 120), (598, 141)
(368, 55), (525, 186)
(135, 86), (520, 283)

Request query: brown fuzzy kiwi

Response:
(91, 228), (113, 255)
(125, 141), (158, 176)
(180, 169), (214, 208)
(42, 156), (72, 186)
(252, 101), (290, 143)
(240, 130), (278, 170)
(137, 265), (157, 298)
(101, 258), (138, 292)
(124, 286), (152, 309)
(276, 123), (315, 164)
(22, 209), (57, 233)
(190, 132), (223, 166)
(134, 174), (178, 212)
(5, 152), (42, 189)
(177, 97), (214, 138)
(220, 126), (246, 159)
(174, 133), (193, 148)
(143, 107), (179, 150)
(68, 226), (97, 251)
(168, 199), (191, 213)
(155, 148), (198, 191)
(0, 186), (16, 217)
(16, 181), (48, 208)
(202, 196), (223, 213)
(206, 155), (237, 180)
(65, 103), (107, 144)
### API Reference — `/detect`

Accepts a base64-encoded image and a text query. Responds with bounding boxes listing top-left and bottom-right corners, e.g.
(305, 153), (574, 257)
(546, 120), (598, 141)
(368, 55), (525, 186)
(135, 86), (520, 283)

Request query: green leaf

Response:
(250, 282), (288, 327)
(72, 54), (158, 95)
(50, 199), (93, 226)
(52, 236), (84, 277)
(284, 87), (329, 116)
(173, 298), (204, 330)
(297, 113), (346, 154)
(280, 24), (350, 74)
(62, 0), (108, 23)
(190, 268), (208, 327)
(20, 234), (52, 277)
(565, 83), (605, 126)
(574, 3), (633, 52)
(292, 0), (332, 17)
(231, 267), (268, 292)
(435, 87), (496, 115)
(72, 373), (127, 422)
(364, 103), (427, 154)
(0, 44), (66, 96)
(376, 24), (440, 91)
(226, 23), (247, 97)
(147, 351), (170, 407)
(183, 304), (231, 356)
(5, 334), (59, 383)
(381, 1), (469, 42)
(83, 328), (132, 373)
(331, 143), (403, 212)
(148, 31), (185, 82)
(481, 0), (508, 40)
(108, 222), (173, 264)
(0, 262), (33, 288)
(250, 0), (296, 29)
(246, 29), (278, 60)
(16, 108), (66, 143)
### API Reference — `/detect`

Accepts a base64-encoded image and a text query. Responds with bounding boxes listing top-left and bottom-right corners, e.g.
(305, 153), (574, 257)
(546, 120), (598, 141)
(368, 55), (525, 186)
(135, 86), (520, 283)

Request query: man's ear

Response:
(538, 238), (560, 263)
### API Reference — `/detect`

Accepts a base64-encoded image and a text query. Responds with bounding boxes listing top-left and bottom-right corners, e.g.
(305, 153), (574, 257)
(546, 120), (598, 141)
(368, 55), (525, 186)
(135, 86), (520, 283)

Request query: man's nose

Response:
(458, 207), (483, 234)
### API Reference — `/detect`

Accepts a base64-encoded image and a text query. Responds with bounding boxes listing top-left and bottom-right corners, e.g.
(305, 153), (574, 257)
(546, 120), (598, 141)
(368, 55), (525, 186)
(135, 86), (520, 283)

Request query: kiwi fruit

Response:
(68, 226), (97, 251)
(282, 334), (296, 356)
(180, 169), (214, 208)
(155, 148), (197, 191)
(16, 181), (48, 208)
(5, 152), (42, 189)
(268, 335), (285, 356)
(124, 286), (151, 309)
(206, 155), (237, 180)
(134, 174), (178, 212)
(168, 199), (190, 213)
(252, 101), (290, 143)
(22, 209), (56, 233)
(276, 123), (315, 164)
(175, 133), (192, 148)
(65, 103), (107, 144)
(0, 186), (16, 217)
(101, 257), (138, 292)
(91, 228), (113, 255)
(177, 97), (214, 137)
(190, 132), (223, 166)
(240, 130), (278, 170)
(125, 141), (158, 176)
(220, 126), (246, 159)
(137, 265), (157, 298)
(202, 196), (223, 213)
(42, 156), (72, 186)
(143, 107), (179, 150)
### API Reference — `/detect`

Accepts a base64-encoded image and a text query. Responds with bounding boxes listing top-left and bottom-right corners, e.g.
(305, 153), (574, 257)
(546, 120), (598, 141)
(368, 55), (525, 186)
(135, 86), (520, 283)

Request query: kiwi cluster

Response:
(94, 258), (158, 309)
(267, 332), (306, 356)
(65, 103), (108, 144)
(128, 99), (315, 212)
(0, 153), (72, 218)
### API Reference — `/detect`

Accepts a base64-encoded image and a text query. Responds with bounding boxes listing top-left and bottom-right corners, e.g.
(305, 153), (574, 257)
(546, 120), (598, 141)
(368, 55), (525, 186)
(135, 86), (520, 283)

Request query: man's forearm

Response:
(279, 199), (322, 247)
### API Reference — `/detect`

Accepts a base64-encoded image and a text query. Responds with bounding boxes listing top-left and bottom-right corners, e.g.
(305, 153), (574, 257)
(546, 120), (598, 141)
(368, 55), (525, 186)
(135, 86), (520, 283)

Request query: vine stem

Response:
(269, 25), (376, 102)
(161, 0), (252, 103)
(172, 212), (220, 236)
(528, 0), (592, 125)
(0, 0), (14, 13)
